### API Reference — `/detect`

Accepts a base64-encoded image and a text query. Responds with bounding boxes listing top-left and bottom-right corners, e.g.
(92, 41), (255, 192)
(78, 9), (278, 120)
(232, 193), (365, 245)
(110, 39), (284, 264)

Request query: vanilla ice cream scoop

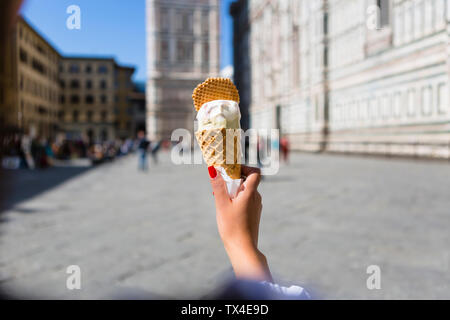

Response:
(196, 100), (241, 130)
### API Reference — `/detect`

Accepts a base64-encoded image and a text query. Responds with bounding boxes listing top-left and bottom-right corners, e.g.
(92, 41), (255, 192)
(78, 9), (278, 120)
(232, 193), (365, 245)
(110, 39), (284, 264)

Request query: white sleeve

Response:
(260, 281), (311, 300)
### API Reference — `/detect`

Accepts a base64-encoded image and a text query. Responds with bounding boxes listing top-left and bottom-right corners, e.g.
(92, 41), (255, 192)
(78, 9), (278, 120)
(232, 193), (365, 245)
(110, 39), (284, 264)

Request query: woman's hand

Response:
(208, 165), (272, 282)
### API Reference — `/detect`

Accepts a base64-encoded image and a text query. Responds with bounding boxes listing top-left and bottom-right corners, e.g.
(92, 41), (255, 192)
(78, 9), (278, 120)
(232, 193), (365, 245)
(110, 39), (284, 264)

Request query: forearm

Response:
(224, 242), (273, 282)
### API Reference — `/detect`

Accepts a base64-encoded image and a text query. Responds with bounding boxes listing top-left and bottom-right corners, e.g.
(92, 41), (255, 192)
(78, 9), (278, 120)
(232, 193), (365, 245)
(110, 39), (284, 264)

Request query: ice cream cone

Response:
(193, 78), (242, 181)
(195, 128), (241, 179)
(192, 78), (240, 111)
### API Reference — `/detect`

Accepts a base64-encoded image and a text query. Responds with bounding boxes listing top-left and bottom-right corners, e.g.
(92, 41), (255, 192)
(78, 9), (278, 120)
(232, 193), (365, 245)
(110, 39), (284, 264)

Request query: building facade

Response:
(59, 57), (135, 143)
(129, 84), (147, 136)
(230, 0), (251, 131)
(0, 17), (138, 145)
(0, 17), (61, 140)
(244, 0), (450, 158)
(115, 65), (136, 139)
(146, 0), (221, 141)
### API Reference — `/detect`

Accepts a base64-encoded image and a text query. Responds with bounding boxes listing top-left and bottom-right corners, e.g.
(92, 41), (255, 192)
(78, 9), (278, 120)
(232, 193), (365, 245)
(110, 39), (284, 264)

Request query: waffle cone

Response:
(192, 78), (240, 111)
(195, 128), (241, 179)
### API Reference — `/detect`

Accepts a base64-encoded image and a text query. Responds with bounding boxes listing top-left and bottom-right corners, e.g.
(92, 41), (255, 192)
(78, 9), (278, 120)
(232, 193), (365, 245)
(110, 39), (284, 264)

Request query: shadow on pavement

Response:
(0, 166), (92, 214)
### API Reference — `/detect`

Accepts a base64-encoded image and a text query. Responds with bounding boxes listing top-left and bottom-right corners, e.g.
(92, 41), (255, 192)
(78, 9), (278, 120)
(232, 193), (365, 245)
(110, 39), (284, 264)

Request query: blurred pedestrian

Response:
(150, 140), (161, 164)
(136, 130), (150, 171)
(280, 135), (290, 164)
(20, 134), (35, 169)
(44, 139), (54, 167)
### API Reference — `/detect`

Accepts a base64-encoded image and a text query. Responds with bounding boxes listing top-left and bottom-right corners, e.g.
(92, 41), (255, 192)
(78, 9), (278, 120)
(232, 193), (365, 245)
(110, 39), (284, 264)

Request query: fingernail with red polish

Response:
(208, 166), (217, 179)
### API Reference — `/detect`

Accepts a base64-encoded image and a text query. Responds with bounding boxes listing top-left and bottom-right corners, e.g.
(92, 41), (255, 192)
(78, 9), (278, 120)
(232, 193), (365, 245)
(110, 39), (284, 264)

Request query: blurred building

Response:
(230, 0), (250, 131)
(115, 65), (136, 139)
(129, 83), (147, 137)
(0, 16), (61, 140)
(244, 0), (450, 159)
(146, 0), (221, 141)
(0, 16), (138, 145)
(59, 57), (135, 143)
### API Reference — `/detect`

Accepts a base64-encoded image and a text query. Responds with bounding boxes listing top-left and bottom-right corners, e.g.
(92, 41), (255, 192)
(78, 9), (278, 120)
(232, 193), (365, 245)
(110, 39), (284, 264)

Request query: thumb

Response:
(208, 166), (230, 207)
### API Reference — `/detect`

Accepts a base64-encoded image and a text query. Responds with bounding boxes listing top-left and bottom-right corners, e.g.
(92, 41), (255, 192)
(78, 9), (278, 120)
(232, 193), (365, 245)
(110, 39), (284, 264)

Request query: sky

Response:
(20, 0), (234, 83)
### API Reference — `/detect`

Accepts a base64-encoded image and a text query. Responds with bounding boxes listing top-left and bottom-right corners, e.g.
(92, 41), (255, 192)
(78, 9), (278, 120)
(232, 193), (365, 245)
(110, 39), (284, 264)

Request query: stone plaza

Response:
(0, 151), (449, 299)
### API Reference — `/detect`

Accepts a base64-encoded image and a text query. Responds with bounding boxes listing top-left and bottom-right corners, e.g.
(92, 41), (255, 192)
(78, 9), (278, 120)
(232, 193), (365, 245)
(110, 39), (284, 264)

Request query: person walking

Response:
(280, 135), (290, 164)
(136, 131), (150, 171)
(21, 133), (35, 169)
(150, 140), (161, 164)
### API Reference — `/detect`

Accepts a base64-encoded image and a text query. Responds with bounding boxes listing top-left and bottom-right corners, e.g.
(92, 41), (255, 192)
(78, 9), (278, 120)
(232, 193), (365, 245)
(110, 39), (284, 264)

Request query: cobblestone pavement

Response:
(1, 152), (449, 299)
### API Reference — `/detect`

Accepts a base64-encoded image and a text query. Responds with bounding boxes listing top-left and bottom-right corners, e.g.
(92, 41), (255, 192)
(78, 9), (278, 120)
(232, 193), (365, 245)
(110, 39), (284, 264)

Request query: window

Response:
(70, 95), (80, 104)
(160, 40), (169, 61)
(177, 10), (193, 34)
(73, 110), (79, 122)
(160, 8), (169, 32)
(421, 86), (432, 115)
(85, 64), (92, 73)
(202, 43), (209, 63)
(32, 59), (45, 75)
(98, 65), (108, 74)
(60, 80), (65, 88)
(60, 95), (65, 104)
(100, 80), (107, 89)
(36, 43), (45, 55)
(58, 111), (65, 121)
(86, 80), (92, 89)
(101, 110), (108, 122)
(201, 11), (209, 35)
(377, 0), (390, 28)
(85, 95), (94, 104)
(37, 106), (47, 115)
(101, 129), (108, 141)
(69, 64), (80, 73)
(70, 79), (80, 89)
(19, 48), (27, 63)
(101, 95), (107, 104)
(438, 83), (448, 114)
(176, 41), (183, 61)
(177, 40), (193, 62)
(86, 110), (93, 122)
